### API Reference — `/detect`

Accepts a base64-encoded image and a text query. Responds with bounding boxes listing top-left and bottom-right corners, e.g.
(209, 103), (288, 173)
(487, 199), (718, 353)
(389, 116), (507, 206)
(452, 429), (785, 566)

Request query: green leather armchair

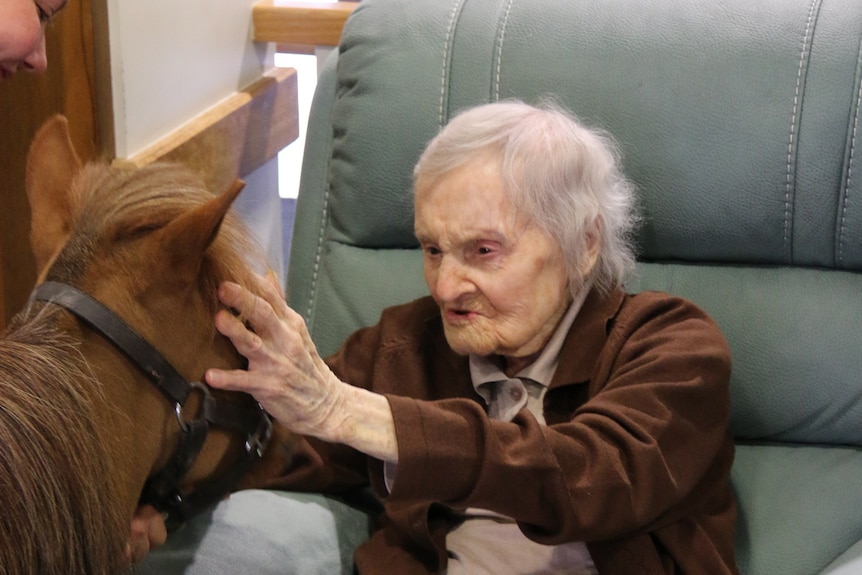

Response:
(143, 1), (862, 573)
(289, 0), (862, 573)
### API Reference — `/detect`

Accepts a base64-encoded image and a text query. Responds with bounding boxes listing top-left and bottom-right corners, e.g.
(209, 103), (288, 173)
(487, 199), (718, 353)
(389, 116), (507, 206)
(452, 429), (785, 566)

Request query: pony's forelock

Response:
(70, 162), (270, 327)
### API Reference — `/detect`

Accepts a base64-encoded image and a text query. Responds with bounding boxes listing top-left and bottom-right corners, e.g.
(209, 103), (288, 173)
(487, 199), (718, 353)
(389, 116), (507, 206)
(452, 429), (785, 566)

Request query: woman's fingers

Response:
(205, 365), (253, 393)
(263, 269), (284, 298)
(248, 272), (287, 318)
(218, 281), (271, 328)
(218, 280), (319, 362)
(218, 280), (299, 338)
(208, 278), (346, 437)
(125, 505), (167, 564)
(213, 307), (264, 354)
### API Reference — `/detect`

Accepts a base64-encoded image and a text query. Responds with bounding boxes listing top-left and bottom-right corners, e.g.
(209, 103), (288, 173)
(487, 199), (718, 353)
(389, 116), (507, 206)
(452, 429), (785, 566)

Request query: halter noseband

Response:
(31, 281), (272, 529)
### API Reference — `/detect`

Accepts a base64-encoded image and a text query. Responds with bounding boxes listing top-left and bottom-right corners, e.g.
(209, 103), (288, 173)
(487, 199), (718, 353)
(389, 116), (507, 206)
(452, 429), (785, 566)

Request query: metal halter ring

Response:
(174, 381), (212, 432)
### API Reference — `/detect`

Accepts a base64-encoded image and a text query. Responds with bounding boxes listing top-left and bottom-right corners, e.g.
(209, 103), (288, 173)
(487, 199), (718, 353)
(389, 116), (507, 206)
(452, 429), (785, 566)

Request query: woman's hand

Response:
(205, 274), (349, 439)
(205, 274), (398, 462)
(125, 504), (167, 564)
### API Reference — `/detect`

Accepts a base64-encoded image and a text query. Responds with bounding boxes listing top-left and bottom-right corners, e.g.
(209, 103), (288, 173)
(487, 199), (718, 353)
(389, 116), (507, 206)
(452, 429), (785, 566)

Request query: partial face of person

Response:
(0, 0), (67, 79)
(414, 154), (572, 367)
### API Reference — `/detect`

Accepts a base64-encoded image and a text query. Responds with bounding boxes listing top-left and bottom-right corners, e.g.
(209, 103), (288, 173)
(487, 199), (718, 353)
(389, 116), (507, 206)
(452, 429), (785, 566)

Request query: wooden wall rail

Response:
(115, 68), (299, 196)
(253, 1), (358, 49)
(0, 1), (325, 328)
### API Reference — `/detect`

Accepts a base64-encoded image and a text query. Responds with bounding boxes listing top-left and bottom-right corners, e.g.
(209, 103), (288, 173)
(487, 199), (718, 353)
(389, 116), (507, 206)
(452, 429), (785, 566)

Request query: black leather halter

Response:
(31, 281), (272, 528)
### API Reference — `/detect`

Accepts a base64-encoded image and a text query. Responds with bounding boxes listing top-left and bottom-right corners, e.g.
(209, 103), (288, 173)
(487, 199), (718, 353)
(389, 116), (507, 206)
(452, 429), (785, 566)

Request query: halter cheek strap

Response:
(30, 281), (272, 529)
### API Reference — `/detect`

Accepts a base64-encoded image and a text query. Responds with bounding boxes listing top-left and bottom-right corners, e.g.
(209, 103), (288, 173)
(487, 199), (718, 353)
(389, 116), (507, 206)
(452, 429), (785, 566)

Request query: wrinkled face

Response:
(414, 155), (572, 366)
(0, 0), (67, 79)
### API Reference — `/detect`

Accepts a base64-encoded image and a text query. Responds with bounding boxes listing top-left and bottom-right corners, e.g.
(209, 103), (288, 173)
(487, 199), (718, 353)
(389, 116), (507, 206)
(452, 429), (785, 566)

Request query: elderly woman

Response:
(0, 0), (67, 79)
(206, 101), (737, 574)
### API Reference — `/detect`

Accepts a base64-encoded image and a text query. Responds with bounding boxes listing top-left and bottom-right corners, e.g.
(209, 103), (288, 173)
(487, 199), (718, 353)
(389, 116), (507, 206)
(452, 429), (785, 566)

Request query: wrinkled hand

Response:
(125, 504), (167, 564)
(205, 274), (348, 442)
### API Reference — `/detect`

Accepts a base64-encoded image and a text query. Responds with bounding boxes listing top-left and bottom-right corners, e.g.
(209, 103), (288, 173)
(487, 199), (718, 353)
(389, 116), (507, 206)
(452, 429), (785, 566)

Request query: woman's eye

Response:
(475, 243), (500, 257)
(423, 245), (441, 256)
(36, 1), (63, 23)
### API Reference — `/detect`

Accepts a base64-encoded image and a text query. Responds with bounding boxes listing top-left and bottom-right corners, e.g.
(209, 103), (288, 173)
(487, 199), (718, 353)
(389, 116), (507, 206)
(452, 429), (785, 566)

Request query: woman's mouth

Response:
(444, 308), (478, 324)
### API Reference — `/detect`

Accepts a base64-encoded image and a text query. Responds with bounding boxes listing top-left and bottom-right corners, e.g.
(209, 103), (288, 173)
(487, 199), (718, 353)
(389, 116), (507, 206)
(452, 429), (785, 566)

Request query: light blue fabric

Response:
(821, 540), (862, 575)
(138, 490), (372, 575)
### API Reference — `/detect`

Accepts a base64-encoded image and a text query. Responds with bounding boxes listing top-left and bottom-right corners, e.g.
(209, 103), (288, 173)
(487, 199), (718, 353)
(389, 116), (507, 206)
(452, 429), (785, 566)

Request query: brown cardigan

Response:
(271, 288), (738, 574)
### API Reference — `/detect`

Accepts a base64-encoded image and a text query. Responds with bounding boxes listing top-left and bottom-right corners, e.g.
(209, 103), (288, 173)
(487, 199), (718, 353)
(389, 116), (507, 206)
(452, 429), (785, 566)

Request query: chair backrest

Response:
(289, 1), (862, 572)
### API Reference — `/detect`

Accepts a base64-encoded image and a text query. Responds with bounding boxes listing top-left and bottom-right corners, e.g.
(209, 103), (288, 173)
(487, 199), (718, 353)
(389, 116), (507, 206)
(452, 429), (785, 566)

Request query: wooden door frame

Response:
(0, 0), (342, 329)
(0, 0), (111, 328)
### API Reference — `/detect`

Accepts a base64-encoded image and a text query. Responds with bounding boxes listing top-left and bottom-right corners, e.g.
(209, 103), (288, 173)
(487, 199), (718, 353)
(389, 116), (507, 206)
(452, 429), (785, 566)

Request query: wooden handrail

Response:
(114, 68), (299, 196)
(252, 1), (358, 48)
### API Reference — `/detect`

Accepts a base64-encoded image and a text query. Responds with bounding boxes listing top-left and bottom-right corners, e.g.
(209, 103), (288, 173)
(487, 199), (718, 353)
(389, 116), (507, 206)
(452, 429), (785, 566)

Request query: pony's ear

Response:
(25, 115), (83, 275)
(158, 179), (245, 285)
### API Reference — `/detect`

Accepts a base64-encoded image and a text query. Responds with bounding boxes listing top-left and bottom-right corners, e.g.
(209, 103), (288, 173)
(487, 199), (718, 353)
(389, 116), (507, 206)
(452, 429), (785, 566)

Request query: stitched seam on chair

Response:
(785, 0), (819, 263)
(306, 159), (333, 322)
(493, 0), (517, 101)
(838, 41), (862, 267)
(438, 0), (467, 128)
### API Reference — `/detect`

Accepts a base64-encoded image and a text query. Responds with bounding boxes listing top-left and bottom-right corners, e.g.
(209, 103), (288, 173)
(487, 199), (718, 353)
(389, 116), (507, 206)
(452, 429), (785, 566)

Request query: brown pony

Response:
(0, 116), (291, 574)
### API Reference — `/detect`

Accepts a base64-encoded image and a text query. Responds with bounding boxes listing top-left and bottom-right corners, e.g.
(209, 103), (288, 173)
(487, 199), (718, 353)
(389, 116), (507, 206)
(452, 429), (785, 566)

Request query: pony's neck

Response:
(73, 317), (179, 515)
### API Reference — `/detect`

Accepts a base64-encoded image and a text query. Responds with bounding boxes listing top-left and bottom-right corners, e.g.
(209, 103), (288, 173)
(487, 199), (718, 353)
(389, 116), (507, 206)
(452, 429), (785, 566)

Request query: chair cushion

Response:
(731, 444), (862, 575)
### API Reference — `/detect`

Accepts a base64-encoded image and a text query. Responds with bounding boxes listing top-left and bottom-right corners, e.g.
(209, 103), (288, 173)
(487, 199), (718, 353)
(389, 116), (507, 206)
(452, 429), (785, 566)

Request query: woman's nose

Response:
(433, 258), (474, 302)
(22, 35), (48, 74)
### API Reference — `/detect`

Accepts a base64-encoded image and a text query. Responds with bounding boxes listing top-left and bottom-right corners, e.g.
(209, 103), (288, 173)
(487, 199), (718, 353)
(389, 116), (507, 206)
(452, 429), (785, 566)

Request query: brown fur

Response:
(0, 116), (291, 574)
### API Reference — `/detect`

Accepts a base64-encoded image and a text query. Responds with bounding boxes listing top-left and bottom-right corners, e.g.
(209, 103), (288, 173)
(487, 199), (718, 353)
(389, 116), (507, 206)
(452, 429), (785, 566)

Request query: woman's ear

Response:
(580, 217), (603, 277)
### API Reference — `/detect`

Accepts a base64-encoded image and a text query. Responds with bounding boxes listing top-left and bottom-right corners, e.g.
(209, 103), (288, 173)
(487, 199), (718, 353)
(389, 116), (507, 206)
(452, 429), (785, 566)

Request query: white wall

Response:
(106, 0), (284, 280)
(275, 52), (317, 200)
(106, 0), (275, 157)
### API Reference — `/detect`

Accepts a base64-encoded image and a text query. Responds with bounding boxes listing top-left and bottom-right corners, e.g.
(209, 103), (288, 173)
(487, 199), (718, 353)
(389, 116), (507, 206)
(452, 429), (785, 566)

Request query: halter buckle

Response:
(245, 409), (273, 458)
(174, 381), (212, 433)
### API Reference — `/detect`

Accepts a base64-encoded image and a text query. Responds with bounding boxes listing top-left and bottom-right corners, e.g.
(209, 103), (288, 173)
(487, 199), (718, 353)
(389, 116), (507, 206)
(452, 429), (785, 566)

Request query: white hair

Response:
(413, 99), (640, 296)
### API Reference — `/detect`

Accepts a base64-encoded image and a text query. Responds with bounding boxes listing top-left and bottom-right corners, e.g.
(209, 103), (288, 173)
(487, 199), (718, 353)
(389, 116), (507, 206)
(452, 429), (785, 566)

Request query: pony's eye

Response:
(117, 224), (162, 242)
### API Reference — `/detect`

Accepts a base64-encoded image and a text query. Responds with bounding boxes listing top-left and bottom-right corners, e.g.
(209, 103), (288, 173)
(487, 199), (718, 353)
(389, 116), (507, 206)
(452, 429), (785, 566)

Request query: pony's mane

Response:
(0, 310), (127, 574)
(0, 160), (269, 573)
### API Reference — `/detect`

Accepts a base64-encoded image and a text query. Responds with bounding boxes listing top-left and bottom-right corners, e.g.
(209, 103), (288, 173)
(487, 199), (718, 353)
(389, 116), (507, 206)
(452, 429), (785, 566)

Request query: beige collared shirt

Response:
(444, 286), (597, 575)
(469, 286), (587, 424)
